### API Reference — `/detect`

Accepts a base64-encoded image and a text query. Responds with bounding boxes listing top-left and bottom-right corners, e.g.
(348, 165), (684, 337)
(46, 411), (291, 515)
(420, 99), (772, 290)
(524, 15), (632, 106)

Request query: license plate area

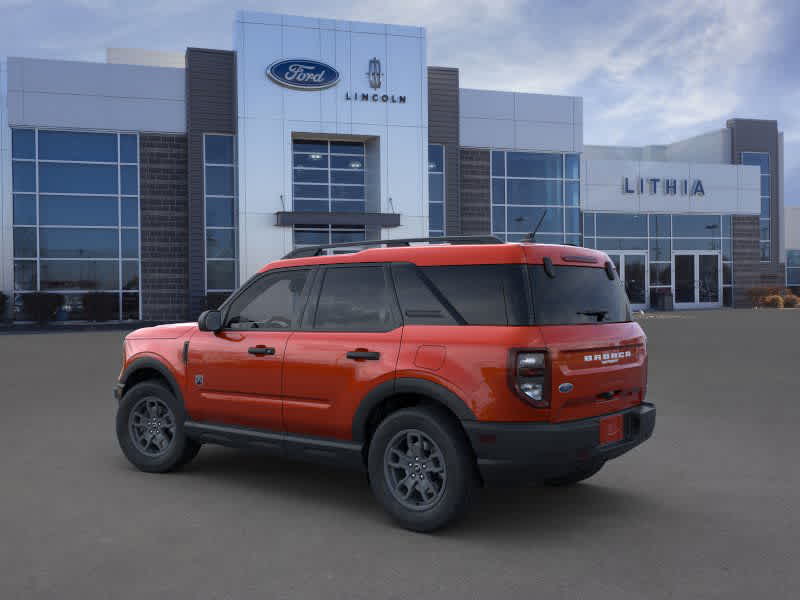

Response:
(599, 414), (624, 445)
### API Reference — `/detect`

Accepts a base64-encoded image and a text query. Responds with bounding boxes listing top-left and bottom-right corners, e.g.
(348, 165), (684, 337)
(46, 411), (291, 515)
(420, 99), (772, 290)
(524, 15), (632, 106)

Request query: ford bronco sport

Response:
(114, 236), (655, 532)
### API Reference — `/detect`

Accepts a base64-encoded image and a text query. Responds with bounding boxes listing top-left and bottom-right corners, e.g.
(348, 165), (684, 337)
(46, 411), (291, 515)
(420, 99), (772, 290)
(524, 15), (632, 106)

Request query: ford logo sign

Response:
(558, 382), (574, 394)
(267, 59), (340, 90)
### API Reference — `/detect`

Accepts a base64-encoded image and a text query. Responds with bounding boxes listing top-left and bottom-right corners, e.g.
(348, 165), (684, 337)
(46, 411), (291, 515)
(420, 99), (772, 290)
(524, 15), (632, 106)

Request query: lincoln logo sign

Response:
(266, 59), (340, 90)
(367, 57), (382, 89)
(623, 176), (705, 196)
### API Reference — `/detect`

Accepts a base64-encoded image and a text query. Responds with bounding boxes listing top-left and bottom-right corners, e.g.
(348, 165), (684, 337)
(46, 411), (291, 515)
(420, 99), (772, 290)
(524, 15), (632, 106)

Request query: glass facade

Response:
(787, 250), (800, 288)
(11, 128), (141, 320)
(292, 140), (366, 213)
(292, 225), (366, 251)
(491, 150), (580, 245)
(428, 144), (444, 237)
(204, 134), (238, 293)
(742, 152), (770, 261)
(584, 213), (734, 307)
(290, 139), (366, 250)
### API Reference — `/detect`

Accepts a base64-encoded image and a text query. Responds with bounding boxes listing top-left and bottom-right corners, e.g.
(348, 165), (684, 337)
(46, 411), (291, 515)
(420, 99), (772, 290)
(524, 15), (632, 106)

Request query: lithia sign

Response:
(623, 176), (705, 196)
(267, 57), (407, 103)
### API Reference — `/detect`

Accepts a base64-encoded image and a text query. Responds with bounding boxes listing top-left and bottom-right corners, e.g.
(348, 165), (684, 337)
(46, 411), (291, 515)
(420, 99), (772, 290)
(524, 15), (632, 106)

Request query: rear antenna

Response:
(523, 209), (548, 243)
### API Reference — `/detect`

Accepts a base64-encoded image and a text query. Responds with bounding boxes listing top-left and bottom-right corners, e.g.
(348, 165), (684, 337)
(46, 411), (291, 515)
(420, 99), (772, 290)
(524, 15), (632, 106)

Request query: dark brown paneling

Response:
(186, 48), (237, 319)
(459, 148), (491, 235)
(428, 67), (461, 235)
(139, 134), (189, 321)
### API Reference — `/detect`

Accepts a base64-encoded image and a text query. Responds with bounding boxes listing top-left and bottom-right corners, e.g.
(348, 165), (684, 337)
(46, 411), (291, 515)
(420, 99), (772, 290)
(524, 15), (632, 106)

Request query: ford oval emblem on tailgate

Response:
(558, 382), (574, 394)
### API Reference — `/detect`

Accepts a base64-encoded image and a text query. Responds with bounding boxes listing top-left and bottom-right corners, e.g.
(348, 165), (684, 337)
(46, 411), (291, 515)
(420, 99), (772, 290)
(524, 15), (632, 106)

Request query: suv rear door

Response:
(186, 267), (313, 432)
(528, 263), (647, 422)
(282, 264), (403, 440)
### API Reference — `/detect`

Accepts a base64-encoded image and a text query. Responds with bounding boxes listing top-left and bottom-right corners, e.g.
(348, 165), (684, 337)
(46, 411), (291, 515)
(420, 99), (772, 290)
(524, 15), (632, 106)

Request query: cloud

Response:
(0, 0), (796, 203)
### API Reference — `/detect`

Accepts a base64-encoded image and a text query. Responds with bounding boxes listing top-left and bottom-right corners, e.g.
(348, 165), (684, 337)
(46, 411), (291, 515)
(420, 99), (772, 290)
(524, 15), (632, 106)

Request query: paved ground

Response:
(1, 309), (799, 599)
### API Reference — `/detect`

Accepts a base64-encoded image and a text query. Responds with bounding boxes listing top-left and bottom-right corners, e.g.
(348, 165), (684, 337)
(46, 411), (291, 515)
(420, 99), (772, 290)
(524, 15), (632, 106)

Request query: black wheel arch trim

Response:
(352, 377), (476, 443)
(119, 357), (184, 405)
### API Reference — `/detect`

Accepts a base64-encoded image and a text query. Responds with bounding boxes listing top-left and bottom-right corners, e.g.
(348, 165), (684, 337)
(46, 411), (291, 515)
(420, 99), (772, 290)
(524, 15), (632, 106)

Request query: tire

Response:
(116, 381), (201, 473)
(368, 406), (477, 532)
(543, 460), (605, 486)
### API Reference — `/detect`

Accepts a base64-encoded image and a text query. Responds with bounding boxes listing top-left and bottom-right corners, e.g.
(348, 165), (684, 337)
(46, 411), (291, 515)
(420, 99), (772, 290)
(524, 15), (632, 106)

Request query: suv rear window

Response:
(529, 265), (631, 325)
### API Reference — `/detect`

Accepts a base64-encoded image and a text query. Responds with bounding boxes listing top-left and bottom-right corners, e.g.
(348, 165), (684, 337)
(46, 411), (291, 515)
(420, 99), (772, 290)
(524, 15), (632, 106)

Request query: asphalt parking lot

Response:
(1, 309), (799, 599)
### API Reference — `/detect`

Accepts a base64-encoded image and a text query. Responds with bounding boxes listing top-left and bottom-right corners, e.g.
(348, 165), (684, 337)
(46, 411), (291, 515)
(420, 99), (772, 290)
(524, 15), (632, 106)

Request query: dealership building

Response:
(0, 10), (795, 321)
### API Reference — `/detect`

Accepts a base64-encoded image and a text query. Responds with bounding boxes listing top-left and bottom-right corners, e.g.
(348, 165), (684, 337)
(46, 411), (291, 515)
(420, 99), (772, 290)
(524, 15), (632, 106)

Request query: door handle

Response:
(347, 351), (381, 360)
(248, 346), (275, 356)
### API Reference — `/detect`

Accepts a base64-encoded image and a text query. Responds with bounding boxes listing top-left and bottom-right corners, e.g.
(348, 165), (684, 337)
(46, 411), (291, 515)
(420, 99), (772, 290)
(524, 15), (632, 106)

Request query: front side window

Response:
(225, 269), (310, 330)
(529, 265), (631, 325)
(313, 266), (394, 331)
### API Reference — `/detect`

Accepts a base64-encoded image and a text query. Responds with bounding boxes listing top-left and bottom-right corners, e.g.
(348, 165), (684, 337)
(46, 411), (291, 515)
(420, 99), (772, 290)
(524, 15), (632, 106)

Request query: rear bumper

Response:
(463, 403), (656, 483)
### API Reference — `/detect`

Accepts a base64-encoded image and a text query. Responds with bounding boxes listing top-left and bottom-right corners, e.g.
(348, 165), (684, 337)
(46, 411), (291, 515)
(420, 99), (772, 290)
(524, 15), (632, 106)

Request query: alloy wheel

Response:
(128, 396), (177, 457)
(384, 429), (447, 511)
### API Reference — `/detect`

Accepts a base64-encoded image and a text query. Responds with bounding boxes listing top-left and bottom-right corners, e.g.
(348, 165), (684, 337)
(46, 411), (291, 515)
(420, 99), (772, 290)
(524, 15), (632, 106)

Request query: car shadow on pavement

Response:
(155, 446), (667, 536)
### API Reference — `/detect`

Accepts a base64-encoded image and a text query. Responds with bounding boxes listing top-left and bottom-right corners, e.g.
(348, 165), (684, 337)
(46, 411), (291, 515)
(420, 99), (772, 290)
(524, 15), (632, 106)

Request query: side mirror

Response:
(198, 309), (223, 332)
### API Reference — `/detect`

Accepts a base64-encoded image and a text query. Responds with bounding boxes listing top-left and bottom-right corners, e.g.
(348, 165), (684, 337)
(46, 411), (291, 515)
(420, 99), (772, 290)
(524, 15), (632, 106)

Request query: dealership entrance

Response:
(672, 252), (722, 309)
(607, 252), (648, 310)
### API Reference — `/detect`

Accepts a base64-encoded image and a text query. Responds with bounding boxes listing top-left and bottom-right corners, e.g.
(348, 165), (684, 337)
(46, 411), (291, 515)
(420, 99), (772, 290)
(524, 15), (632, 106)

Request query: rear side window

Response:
(313, 266), (395, 331)
(391, 264), (458, 325)
(529, 265), (631, 325)
(419, 265), (530, 326)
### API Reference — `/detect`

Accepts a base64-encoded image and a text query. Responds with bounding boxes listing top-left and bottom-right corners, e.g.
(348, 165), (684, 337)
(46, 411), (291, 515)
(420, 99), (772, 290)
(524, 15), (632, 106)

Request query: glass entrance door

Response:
(672, 252), (721, 308)
(607, 253), (648, 309)
(698, 254), (720, 303)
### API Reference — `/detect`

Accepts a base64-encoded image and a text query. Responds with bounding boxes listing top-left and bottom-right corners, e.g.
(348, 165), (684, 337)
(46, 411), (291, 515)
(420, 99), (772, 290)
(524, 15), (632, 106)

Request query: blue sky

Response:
(2, 0), (798, 204)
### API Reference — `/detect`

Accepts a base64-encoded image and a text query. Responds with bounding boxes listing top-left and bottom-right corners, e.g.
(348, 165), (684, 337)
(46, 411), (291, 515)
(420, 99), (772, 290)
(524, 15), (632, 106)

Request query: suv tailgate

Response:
(539, 322), (647, 422)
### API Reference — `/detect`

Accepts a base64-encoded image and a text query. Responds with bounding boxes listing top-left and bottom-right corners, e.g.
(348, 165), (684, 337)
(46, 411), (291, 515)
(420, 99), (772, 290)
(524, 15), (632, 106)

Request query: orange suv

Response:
(114, 236), (655, 531)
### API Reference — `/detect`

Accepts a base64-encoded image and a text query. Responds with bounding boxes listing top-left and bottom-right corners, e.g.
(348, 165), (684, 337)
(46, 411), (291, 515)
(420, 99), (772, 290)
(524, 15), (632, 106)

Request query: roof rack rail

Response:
(282, 235), (504, 259)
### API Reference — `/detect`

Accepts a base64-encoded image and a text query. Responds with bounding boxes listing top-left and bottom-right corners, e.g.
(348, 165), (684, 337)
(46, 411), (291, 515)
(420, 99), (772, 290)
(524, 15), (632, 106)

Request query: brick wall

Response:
(732, 215), (761, 307)
(459, 149), (491, 235)
(139, 134), (189, 321)
(732, 215), (787, 307)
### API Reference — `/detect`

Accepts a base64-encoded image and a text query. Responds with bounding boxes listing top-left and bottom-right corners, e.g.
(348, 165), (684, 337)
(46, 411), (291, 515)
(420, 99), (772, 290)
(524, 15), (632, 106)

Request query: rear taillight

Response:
(513, 351), (549, 408)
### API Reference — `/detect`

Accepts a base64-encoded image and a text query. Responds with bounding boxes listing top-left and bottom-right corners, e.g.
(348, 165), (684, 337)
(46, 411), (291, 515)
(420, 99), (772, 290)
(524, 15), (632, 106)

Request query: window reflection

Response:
(491, 150), (579, 242)
(10, 128), (141, 320)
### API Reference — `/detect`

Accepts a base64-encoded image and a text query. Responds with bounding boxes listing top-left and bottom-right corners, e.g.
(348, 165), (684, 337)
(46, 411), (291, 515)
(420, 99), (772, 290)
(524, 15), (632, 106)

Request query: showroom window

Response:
(428, 144), (445, 237)
(583, 213), (734, 307)
(787, 250), (800, 289)
(742, 152), (770, 261)
(491, 151), (580, 245)
(293, 225), (366, 251)
(11, 128), (141, 320)
(292, 140), (365, 213)
(204, 134), (238, 293)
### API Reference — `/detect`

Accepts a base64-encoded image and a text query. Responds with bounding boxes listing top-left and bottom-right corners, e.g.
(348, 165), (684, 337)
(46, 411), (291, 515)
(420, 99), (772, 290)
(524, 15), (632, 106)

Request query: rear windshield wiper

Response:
(576, 310), (608, 322)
